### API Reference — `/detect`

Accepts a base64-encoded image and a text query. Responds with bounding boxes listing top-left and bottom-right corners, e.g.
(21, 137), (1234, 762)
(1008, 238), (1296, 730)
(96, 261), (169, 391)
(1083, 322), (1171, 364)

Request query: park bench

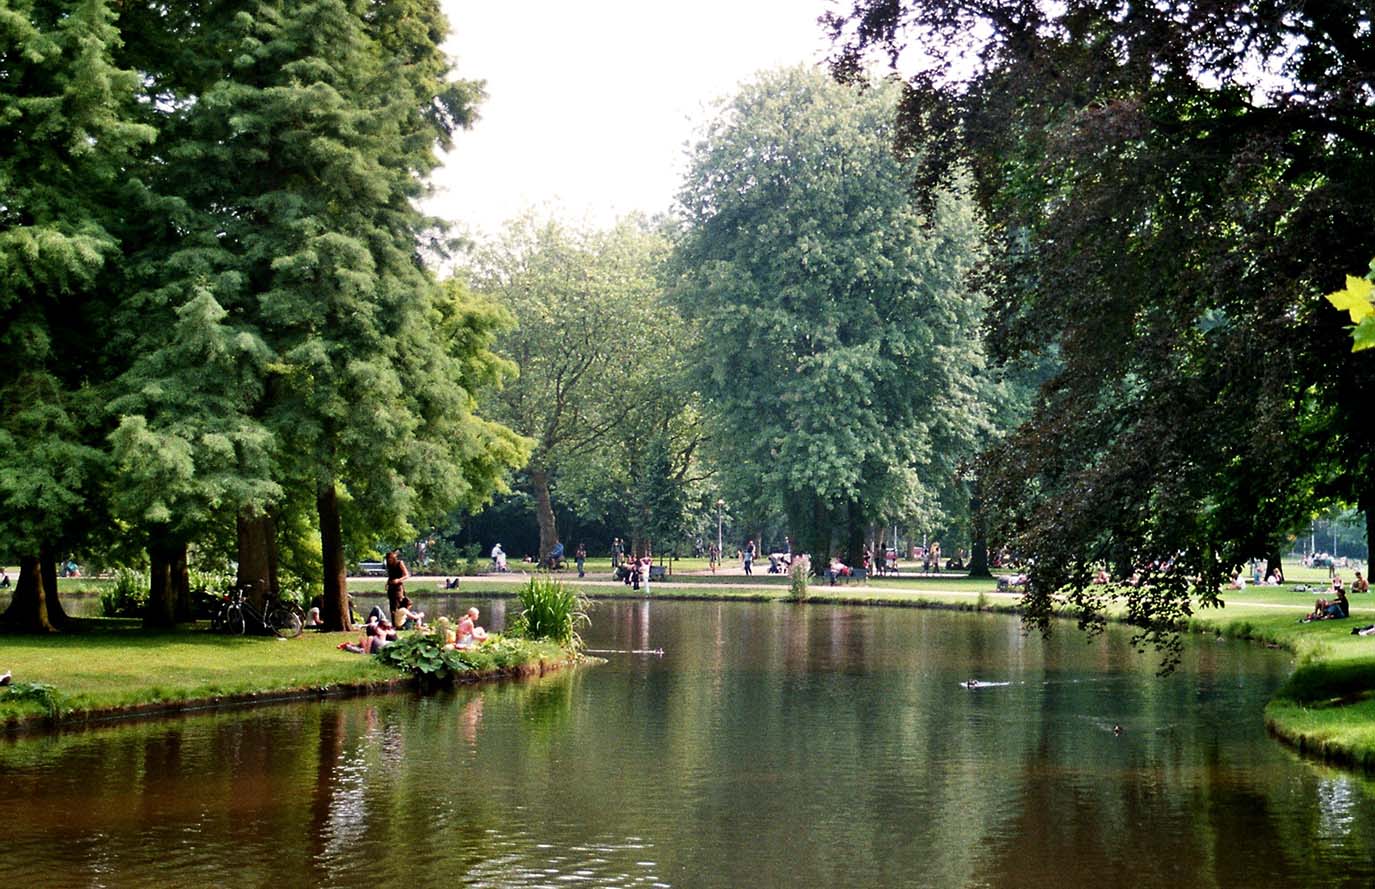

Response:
(357, 561), (386, 576)
(649, 565), (667, 581)
(833, 568), (868, 585)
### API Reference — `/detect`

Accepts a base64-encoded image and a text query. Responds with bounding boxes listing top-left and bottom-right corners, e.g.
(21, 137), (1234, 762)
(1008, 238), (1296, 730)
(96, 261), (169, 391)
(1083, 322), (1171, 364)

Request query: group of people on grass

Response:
(1303, 575), (1369, 622)
(337, 602), (487, 655)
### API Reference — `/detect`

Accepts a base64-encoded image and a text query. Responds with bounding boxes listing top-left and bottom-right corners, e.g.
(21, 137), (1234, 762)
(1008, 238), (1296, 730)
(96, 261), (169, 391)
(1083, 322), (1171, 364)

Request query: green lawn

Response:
(0, 619), (565, 726)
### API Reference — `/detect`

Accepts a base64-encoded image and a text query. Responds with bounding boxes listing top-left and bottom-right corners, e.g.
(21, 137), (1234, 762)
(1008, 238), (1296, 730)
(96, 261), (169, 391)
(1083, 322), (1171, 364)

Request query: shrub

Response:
(508, 574), (590, 648)
(100, 568), (149, 618)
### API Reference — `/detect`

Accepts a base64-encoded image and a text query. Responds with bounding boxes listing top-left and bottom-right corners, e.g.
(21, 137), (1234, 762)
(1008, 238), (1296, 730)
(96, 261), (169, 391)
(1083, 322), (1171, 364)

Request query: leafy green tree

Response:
(470, 217), (682, 561)
(830, 0), (1375, 661)
(108, 0), (521, 629)
(0, 0), (155, 630)
(671, 67), (989, 566)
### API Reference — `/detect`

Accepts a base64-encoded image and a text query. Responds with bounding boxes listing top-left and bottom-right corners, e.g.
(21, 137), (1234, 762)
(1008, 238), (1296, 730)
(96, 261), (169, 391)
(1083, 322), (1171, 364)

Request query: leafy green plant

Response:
(99, 568), (149, 618)
(377, 632), (541, 682)
(508, 574), (590, 648)
(3, 682), (67, 719)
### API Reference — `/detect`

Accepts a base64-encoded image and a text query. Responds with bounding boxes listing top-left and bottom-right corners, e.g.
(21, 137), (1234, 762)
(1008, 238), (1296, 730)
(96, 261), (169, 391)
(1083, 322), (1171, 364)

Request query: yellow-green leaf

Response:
(1353, 316), (1375, 352)
(1325, 275), (1375, 322)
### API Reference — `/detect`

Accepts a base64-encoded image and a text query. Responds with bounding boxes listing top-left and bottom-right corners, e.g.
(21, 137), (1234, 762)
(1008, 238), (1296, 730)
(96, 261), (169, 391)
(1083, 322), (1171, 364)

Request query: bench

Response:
(649, 565), (667, 581)
(357, 561), (386, 576)
(829, 568), (868, 585)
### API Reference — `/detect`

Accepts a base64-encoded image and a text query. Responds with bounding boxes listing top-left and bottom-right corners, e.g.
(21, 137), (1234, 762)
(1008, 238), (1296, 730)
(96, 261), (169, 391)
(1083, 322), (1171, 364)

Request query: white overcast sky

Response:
(429, 0), (841, 237)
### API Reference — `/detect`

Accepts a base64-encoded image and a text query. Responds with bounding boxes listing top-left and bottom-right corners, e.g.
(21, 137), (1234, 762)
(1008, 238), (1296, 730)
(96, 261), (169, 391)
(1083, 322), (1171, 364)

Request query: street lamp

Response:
(716, 499), (725, 567)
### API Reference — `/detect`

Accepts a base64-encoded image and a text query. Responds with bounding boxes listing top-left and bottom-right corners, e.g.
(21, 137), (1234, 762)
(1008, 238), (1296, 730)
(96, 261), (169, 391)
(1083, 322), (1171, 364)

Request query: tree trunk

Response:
(2, 554), (57, 632)
(39, 544), (68, 625)
(317, 482), (351, 631)
(145, 540), (177, 628)
(172, 543), (193, 622)
(844, 503), (865, 569)
(806, 496), (831, 576)
(530, 466), (558, 562)
(1265, 547), (1284, 580)
(1361, 491), (1374, 568)
(968, 485), (991, 577)
(237, 509), (277, 610)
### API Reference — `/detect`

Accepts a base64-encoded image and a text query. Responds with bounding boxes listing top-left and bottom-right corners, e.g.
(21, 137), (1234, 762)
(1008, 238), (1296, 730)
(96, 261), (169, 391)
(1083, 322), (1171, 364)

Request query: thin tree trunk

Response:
(1361, 492), (1374, 570)
(2, 554), (57, 632)
(173, 543), (192, 622)
(530, 466), (558, 562)
(39, 544), (67, 625)
(968, 484), (991, 577)
(318, 482), (351, 632)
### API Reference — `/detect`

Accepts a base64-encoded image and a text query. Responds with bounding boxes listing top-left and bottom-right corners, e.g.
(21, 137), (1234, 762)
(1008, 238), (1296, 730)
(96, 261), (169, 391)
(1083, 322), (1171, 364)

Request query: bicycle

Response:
(213, 583), (304, 639)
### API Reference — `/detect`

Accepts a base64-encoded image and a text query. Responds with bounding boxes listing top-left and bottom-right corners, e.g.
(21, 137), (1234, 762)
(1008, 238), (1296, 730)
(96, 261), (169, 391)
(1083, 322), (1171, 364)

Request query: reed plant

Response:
(789, 556), (811, 601)
(509, 574), (590, 649)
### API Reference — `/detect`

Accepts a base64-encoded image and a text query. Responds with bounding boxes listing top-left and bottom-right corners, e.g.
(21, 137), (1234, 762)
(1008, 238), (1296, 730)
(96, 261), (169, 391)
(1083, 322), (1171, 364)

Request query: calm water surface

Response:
(4, 600), (1375, 888)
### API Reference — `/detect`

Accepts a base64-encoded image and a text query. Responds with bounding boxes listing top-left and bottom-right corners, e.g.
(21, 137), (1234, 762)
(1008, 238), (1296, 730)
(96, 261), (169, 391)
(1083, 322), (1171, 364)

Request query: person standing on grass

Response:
(575, 543), (587, 577)
(385, 549), (409, 614)
(743, 539), (755, 576)
(612, 537), (623, 568)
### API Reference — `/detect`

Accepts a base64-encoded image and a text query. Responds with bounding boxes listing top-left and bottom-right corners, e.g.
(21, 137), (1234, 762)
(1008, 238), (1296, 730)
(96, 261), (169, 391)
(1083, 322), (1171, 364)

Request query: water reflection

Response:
(4, 602), (1375, 889)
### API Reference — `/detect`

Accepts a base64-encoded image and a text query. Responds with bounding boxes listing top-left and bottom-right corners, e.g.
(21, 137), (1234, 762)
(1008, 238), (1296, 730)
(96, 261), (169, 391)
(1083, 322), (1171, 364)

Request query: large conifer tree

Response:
(0, 0), (155, 630)
(108, 0), (521, 629)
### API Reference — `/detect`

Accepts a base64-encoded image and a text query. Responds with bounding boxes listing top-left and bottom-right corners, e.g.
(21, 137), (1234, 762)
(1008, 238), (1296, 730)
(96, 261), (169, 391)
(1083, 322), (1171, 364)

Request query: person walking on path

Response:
(575, 543), (587, 578)
(743, 539), (755, 576)
(612, 537), (623, 568)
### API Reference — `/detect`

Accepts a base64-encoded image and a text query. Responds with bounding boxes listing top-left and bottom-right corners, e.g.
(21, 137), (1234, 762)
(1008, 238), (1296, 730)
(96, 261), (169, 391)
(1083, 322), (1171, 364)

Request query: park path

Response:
(403, 572), (1324, 613)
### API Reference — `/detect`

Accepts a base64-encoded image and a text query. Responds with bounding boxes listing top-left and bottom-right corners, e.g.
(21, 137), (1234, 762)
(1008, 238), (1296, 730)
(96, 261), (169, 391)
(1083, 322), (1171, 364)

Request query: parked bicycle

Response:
(211, 583), (304, 639)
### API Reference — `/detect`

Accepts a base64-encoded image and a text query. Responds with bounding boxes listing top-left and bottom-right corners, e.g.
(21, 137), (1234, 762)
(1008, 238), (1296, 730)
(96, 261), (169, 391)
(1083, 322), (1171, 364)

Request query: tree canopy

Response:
(671, 67), (990, 563)
(830, 0), (1375, 661)
(469, 216), (693, 559)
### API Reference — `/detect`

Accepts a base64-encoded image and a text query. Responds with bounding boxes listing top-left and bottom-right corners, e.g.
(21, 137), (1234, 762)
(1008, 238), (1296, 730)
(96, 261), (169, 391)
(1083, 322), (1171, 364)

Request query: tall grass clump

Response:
(509, 574), (590, 649)
(789, 555), (811, 601)
(100, 568), (149, 617)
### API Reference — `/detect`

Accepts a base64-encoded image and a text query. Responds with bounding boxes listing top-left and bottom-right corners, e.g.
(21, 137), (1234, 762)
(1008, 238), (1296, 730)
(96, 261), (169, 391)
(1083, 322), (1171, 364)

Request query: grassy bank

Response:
(0, 618), (569, 730)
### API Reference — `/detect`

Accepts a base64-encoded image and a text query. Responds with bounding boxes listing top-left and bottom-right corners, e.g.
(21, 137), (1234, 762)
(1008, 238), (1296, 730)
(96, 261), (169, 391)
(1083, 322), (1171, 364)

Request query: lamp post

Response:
(716, 499), (725, 567)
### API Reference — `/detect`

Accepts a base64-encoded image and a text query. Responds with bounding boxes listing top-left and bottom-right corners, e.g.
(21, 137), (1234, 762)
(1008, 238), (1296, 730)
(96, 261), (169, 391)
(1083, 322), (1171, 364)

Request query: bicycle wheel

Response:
(268, 606), (303, 639)
(223, 605), (246, 636)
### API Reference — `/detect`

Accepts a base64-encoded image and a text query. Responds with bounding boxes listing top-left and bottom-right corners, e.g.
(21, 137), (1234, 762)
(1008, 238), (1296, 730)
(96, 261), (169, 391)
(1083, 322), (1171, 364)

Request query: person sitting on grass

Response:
(454, 607), (488, 649)
(339, 617), (397, 654)
(1354, 571), (1369, 594)
(1093, 567), (1110, 585)
(392, 595), (425, 630)
(305, 607), (323, 628)
(1304, 587), (1349, 622)
(826, 555), (850, 585)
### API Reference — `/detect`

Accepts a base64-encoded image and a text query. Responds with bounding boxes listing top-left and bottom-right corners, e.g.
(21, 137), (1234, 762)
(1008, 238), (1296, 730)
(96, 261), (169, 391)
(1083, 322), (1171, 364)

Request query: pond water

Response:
(5, 600), (1375, 888)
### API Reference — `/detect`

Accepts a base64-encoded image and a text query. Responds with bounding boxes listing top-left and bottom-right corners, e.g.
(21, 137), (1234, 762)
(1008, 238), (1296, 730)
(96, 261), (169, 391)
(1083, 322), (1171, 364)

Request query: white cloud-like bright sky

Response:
(429, 0), (839, 237)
